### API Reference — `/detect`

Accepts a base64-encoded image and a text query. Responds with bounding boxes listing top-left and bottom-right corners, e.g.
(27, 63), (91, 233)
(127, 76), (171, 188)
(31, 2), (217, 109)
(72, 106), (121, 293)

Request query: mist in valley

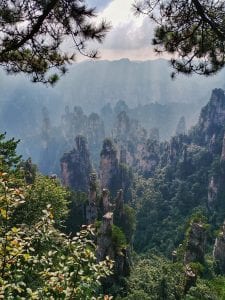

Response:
(1, 58), (225, 175)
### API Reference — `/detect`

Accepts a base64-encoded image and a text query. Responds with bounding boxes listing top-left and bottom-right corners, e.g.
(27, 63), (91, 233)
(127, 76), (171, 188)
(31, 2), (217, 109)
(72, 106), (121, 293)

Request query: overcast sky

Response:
(83, 0), (158, 61)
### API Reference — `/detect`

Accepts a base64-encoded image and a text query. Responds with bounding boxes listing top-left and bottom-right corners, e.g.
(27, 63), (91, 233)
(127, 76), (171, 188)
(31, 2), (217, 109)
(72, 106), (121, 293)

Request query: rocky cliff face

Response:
(221, 133), (225, 162)
(87, 113), (105, 164)
(213, 221), (225, 274)
(100, 138), (119, 191)
(111, 111), (161, 177)
(61, 106), (87, 143)
(168, 135), (189, 164)
(192, 89), (225, 148)
(115, 189), (124, 217)
(183, 221), (207, 292)
(184, 222), (206, 265)
(60, 135), (92, 192)
(208, 176), (218, 209)
(114, 111), (131, 143)
(149, 127), (160, 141)
(176, 116), (186, 135)
(99, 138), (133, 200)
(199, 89), (225, 130)
(96, 190), (130, 280)
(97, 211), (115, 262)
(86, 173), (98, 225)
(134, 139), (160, 177)
(61, 106), (105, 166)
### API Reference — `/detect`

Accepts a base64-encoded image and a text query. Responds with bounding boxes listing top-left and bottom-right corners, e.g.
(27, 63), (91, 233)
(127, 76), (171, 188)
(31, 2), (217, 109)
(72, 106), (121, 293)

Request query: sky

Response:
(82, 0), (157, 61)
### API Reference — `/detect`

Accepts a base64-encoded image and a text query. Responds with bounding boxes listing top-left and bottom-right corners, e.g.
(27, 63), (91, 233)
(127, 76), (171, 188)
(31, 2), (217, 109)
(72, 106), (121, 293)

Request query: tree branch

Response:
(192, 0), (225, 41)
(2, 0), (59, 54)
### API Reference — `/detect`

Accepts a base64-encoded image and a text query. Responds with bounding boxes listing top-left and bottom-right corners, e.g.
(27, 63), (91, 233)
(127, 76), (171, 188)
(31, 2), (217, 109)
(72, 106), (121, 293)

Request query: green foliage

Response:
(0, 135), (113, 298)
(112, 225), (127, 252)
(65, 191), (88, 235)
(188, 262), (205, 276)
(0, 0), (110, 84)
(19, 158), (37, 184)
(133, 130), (217, 255)
(0, 172), (113, 299)
(185, 279), (218, 300)
(101, 138), (117, 157)
(109, 164), (133, 200)
(188, 211), (208, 225)
(117, 204), (136, 244)
(135, 0), (225, 76)
(134, 177), (177, 254)
(118, 164), (133, 201)
(0, 132), (21, 172)
(122, 254), (184, 300)
(13, 174), (70, 226)
(209, 276), (225, 299)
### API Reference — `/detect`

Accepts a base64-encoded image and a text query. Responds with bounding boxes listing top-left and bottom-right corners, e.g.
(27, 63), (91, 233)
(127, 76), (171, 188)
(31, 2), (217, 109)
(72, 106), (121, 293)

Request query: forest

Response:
(1, 0), (225, 299)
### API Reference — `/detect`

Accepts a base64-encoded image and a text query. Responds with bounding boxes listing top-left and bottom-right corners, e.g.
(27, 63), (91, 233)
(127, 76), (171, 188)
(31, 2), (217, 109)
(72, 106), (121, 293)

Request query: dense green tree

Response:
(134, 0), (225, 76)
(19, 158), (37, 184)
(0, 0), (110, 84)
(114, 204), (136, 244)
(185, 277), (225, 299)
(65, 190), (88, 234)
(0, 132), (21, 172)
(0, 145), (113, 298)
(121, 254), (184, 299)
(13, 174), (70, 226)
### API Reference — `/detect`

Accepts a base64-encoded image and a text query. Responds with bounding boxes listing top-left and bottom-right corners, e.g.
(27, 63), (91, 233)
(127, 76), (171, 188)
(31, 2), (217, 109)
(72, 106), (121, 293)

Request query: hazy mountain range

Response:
(1, 58), (225, 162)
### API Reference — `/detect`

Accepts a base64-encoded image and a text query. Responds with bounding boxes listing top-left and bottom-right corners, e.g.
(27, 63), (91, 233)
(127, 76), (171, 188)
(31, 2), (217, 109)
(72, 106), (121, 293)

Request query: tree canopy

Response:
(0, 0), (110, 84)
(0, 133), (113, 299)
(134, 0), (225, 76)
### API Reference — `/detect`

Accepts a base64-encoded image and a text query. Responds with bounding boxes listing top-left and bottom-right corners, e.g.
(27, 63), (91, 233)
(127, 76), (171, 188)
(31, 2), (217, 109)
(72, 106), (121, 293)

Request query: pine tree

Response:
(134, 0), (225, 76)
(0, 0), (110, 84)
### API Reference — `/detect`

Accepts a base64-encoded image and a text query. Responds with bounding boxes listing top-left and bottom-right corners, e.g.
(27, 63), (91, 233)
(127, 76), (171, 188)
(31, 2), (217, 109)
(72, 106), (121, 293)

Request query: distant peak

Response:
(210, 88), (225, 105)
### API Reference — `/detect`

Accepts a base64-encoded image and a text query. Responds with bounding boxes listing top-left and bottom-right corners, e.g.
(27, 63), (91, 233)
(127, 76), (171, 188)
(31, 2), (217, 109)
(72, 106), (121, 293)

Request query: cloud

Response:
(103, 17), (154, 50)
(86, 0), (113, 11)
(99, 0), (141, 27)
(94, 0), (157, 60)
(75, 0), (159, 61)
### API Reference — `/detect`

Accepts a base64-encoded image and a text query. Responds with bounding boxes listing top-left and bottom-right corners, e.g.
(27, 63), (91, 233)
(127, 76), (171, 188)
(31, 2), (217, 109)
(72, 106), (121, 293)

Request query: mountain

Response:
(134, 88), (225, 255)
(54, 58), (225, 109)
(1, 58), (225, 135)
(1, 58), (225, 173)
(55, 88), (225, 298)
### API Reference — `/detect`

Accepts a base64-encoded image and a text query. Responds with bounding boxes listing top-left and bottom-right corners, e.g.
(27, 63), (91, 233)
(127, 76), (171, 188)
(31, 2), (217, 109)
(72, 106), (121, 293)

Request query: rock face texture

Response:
(169, 135), (187, 163)
(96, 190), (130, 279)
(107, 110), (161, 178)
(149, 127), (160, 141)
(61, 106), (87, 144)
(221, 133), (225, 162)
(86, 173), (98, 225)
(60, 135), (92, 192)
(114, 111), (131, 143)
(97, 212), (114, 262)
(100, 138), (119, 191)
(195, 89), (225, 146)
(99, 138), (133, 200)
(87, 113), (105, 165)
(61, 106), (105, 166)
(183, 221), (207, 293)
(208, 176), (218, 209)
(213, 221), (225, 274)
(176, 116), (186, 135)
(184, 222), (206, 265)
(102, 189), (111, 214)
(115, 189), (124, 217)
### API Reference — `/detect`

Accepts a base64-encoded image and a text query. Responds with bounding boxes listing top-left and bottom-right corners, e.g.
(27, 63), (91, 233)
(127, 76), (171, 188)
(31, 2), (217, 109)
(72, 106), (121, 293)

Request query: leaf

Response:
(11, 227), (19, 233)
(0, 208), (7, 219)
